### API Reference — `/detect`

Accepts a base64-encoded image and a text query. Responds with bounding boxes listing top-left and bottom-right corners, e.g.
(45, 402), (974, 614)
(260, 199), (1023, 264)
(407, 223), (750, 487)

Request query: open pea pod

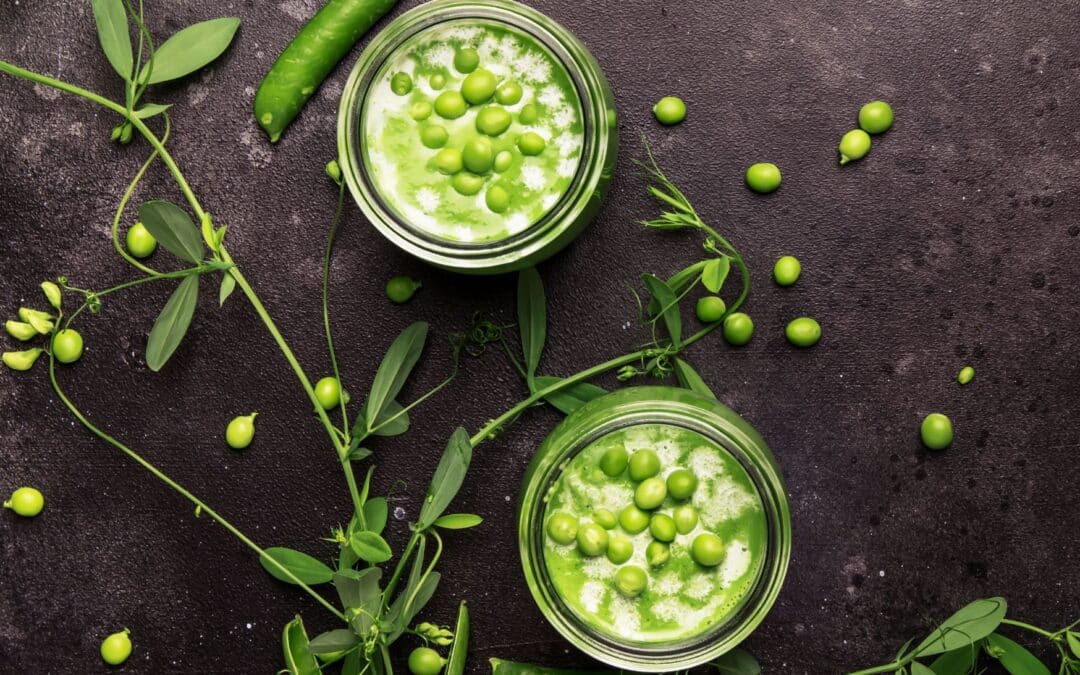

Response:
(489, 659), (610, 674)
(281, 615), (322, 675)
(444, 601), (470, 675)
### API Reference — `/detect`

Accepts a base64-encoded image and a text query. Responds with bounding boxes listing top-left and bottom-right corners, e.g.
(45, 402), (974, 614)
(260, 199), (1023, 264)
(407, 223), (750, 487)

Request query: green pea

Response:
(2, 348), (43, 372)
(314, 376), (343, 410)
(652, 96), (687, 126)
(745, 162), (781, 194)
(451, 172), (485, 196)
(461, 68), (497, 105)
(433, 148), (464, 175)
(606, 534), (633, 564)
(476, 106), (512, 136)
(386, 276), (422, 304)
(619, 504), (650, 534)
(391, 72), (413, 96)
(785, 317), (821, 348)
(519, 103), (540, 125)
(722, 312), (754, 347)
(646, 541), (670, 568)
(5, 320), (37, 342)
(408, 646), (446, 675)
(463, 137), (495, 174)
(454, 48), (480, 74)
(100, 629), (132, 666)
(957, 366), (975, 386)
(545, 512), (579, 545)
(225, 413), (257, 450)
(628, 449), (660, 481)
(614, 565), (648, 598)
(52, 329), (84, 364)
(666, 469), (698, 501)
(691, 533), (725, 567)
(485, 185), (511, 214)
(858, 100), (894, 135)
(493, 150), (514, 173)
(773, 255), (801, 286)
(634, 477), (667, 510)
(593, 509), (617, 530)
(516, 132), (546, 156)
(495, 81), (523, 105)
(4, 487), (44, 517)
(41, 281), (62, 310)
(839, 129), (872, 165)
(920, 413), (953, 450)
(434, 91), (467, 120)
(695, 296), (726, 323)
(576, 522), (609, 557)
(420, 124), (449, 149)
(599, 447), (628, 477)
(649, 513), (677, 542)
(409, 101), (433, 121)
(430, 74), (446, 90)
(673, 504), (699, 534)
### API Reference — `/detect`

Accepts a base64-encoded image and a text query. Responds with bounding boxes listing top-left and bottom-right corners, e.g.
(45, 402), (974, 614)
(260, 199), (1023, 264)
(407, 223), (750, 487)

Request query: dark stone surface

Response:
(1, 0), (1078, 673)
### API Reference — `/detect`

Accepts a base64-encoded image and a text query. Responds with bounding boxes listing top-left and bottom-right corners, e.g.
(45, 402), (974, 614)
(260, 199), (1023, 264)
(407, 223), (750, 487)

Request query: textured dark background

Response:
(2, 0), (1078, 673)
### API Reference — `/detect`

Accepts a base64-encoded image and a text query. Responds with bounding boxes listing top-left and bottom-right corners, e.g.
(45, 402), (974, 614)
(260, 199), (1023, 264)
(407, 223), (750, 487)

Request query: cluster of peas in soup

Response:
(542, 424), (768, 644)
(362, 20), (585, 244)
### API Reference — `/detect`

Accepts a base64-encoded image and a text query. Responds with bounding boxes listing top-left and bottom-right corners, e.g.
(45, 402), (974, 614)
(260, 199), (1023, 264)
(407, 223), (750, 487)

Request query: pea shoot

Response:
(745, 162), (781, 193)
(386, 276), (422, 304)
(4, 487), (45, 518)
(652, 96), (687, 126)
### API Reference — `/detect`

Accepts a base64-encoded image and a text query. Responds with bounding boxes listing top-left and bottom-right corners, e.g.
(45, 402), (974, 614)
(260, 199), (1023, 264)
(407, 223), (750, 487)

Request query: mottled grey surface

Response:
(1, 0), (1079, 673)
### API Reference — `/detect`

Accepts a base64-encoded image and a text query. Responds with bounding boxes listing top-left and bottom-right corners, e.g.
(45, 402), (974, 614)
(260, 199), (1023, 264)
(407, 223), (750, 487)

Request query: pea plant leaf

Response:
(532, 375), (606, 416)
(260, 547), (334, 585)
(433, 513), (483, 530)
(402, 571), (441, 627)
(984, 633), (1052, 675)
(133, 103), (172, 119)
(138, 200), (205, 263)
(702, 255), (731, 293)
(713, 647), (761, 674)
(673, 358), (717, 400)
(91, 0), (133, 82)
(349, 531), (393, 564)
(307, 629), (360, 655)
(335, 568), (382, 635)
(910, 662), (936, 675)
(363, 322), (428, 432)
(1068, 631), (1080, 658)
(138, 17), (241, 85)
(445, 602), (470, 675)
(929, 645), (977, 675)
(281, 615), (321, 675)
(914, 597), (1008, 657)
(384, 536), (426, 638)
(218, 272), (236, 307)
(362, 497), (388, 535)
(417, 428), (472, 530)
(642, 273), (682, 347)
(367, 400), (409, 437)
(517, 268), (546, 380)
(649, 261), (704, 315)
(145, 274), (199, 372)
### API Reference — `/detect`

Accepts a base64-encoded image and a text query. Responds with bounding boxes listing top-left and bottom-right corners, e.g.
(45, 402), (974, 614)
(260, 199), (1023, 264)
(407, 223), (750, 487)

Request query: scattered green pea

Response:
(599, 447), (628, 477)
(4, 487), (44, 517)
(100, 629), (132, 666)
(2, 348), (43, 372)
(433, 148), (464, 175)
(666, 469), (698, 501)
(619, 504), (650, 534)
(493, 150), (514, 173)
(451, 172), (485, 196)
(495, 81), (523, 105)
(463, 137), (495, 174)
(454, 48), (480, 74)
(546, 512), (579, 545)
(41, 281), (62, 310)
(593, 509), (617, 530)
(516, 132), (546, 156)
(225, 413), (257, 450)
(745, 162), (781, 194)
(773, 255), (801, 287)
(652, 96), (687, 126)
(614, 565), (647, 598)
(485, 185), (511, 214)
(433, 91), (467, 120)
(461, 68), (497, 105)
(420, 124), (450, 149)
(386, 276), (421, 304)
(858, 100), (894, 135)
(646, 541), (670, 568)
(576, 522), (609, 557)
(628, 449), (661, 481)
(957, 366), (975, 386)
(409, 101), (433, 121)
(920, 413), (953, 450)
(6, 320), (37, 342)
(52, 329), (84, 364)
(785, 317), (821, 348)
(839, 128), (872, 165)
(314, 376), (343, 410)
(695, 296), (726, 323)
(691, 533), (725, 567)
(649, 513), (676, 542)
(390, 72), (413, 96)
(673, 504), (699, 534)
(519, 104), (539, 125)
(476, 106), (512, 136)
(606, 534), (634, 565)
(722, 312), (754, 347)
(408, 646), (446, 675)
(430, 73), (446, 90)
(634, 477), (667, 510)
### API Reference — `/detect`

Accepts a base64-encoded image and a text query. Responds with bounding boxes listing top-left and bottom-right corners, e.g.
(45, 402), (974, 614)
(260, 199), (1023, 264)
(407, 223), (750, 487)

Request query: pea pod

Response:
(444, 601), (469, 675)
(3, 348), (43, 372)
(17, 308), (54, 334)
(5, 320), (37, 342)
(41, 281), (62, 310)
(254, 0), (399, 143)
(489, 659), (610, 674)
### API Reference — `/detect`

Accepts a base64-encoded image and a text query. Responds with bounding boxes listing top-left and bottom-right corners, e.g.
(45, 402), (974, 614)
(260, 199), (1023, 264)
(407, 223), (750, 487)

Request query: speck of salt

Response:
(393, 506), (406, 520)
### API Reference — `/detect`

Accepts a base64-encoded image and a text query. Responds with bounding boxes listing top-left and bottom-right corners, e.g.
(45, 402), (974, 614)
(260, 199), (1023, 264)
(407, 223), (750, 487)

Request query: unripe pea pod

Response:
(119, 123), (134, 145)
(3, 348), (43, 372)
(616, 365), (639, 381)
(17, 308), (53, 335)
(41, 281), (62, 310)
(5, 320), (37, 342)
(110, 124), (123, 142)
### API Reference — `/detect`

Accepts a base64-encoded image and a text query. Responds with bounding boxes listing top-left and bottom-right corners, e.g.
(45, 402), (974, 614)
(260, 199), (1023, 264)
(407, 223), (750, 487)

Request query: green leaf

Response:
(914, 597), (1007, 657)
(713, 647), (761, 674)
(384, 536), (426, 638)
(1068, 632), (1080, 659)
(335, 568), (382, 635)
(984, 633), (1052, 675)
(433, 513), (483, 530)
(929, 645), (977, 675)
(403, 571), (440, 625)
(642, 273), (682, 347)
(673, 358), (717, 400)
(349, 531), (392, 564)
(445, 602), (470, 675)
(133, 103), (172, 119)
(340, 651), (363, 675)
(517, 268), (546, 379)
(260, 547), (334, 585)
(363, 497), (388, 535)
(307, 629), (360, 655)
(146, 274), (199, 372)
(347, 446), (372, 462)
(532, 375), (606, 416)
(139, 17), (241, 85)
(218, 272), (236, 307)
(91, 0), (133, 81)
(417, 428), (472, 529)
(281, 615), (321, 675)
(368, 400), (409, 437)
(363, 322), (428, 431)
(702, 256), (731, 293)
(910, 662), (936, 675)
(138, 200), (205, 263)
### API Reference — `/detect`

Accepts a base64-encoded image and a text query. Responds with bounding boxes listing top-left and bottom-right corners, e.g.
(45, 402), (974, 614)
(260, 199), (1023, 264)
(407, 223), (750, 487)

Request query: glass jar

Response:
(337, 0), (618, 274)
(518, 386), (791, 672)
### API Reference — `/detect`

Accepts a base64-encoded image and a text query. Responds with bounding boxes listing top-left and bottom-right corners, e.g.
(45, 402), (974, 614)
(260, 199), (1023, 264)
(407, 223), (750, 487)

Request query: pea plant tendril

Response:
(0, 3), (754, 673)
